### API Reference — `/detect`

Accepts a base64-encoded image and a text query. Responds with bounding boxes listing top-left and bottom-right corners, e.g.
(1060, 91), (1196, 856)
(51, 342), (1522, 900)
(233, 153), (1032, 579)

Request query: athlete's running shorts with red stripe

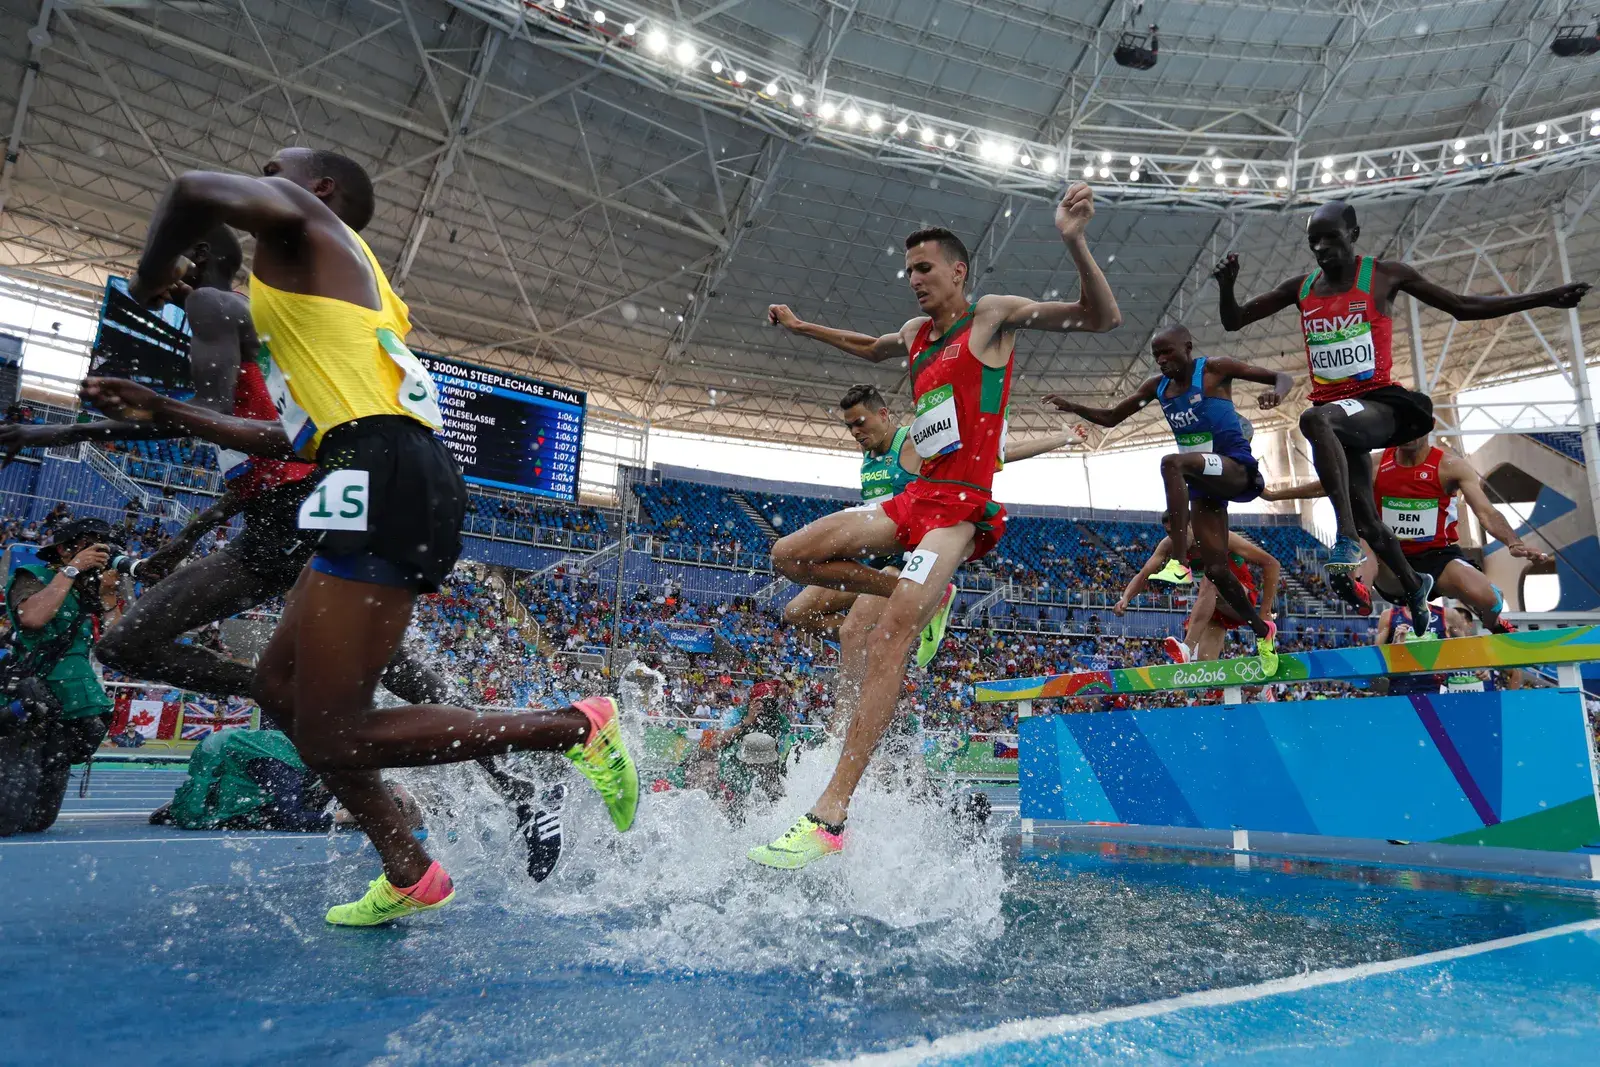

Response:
(1202, 580), (1260, 630)
(881, 480), (1006, 562)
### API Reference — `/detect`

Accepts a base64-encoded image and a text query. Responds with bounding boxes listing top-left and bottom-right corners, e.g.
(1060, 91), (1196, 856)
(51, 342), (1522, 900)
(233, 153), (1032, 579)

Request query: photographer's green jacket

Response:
(5, 563), (112, 720)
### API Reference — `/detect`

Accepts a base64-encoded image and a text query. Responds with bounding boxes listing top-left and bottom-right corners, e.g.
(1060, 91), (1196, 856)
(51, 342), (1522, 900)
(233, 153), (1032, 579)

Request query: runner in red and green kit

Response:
(757, 182), (1121, 868)
(1214, 199), (1589, 629)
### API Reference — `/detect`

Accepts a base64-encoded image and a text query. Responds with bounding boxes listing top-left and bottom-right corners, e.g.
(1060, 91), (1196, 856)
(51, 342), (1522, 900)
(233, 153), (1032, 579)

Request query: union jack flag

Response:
(179, 698), (254, 739)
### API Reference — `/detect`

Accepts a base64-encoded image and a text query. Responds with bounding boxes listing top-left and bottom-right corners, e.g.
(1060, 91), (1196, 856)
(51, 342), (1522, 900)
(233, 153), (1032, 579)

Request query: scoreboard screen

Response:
(420, 355), (584, 502)
(91, 277), (194, 397)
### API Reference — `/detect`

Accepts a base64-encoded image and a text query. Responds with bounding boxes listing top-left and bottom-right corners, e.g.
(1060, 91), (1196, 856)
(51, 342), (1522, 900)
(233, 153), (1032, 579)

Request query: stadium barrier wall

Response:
(975, 627), (1600, 867)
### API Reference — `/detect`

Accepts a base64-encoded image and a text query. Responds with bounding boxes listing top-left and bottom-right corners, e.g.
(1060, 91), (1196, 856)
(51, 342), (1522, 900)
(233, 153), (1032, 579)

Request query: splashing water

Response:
(391, 669), (1008, 981)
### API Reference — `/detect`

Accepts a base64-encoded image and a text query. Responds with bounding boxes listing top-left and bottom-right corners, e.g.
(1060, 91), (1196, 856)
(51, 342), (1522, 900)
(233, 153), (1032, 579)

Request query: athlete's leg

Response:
(783, 585), (860, 638)
(95, 549), (275, 697)
(809, 523), (973, 826)
(832, 590), (888, 738)
(1159, 453), (1256, 564)
(1191, 502), (1269, 638)
(254, 571), (592, 886)
(1191, 617), (1230, 661)
(1183, 580), (1218, 649)
(770, 509), (905, 599)
(1298, 401), (1396, 545)
(1345, 448), (1422, 598)
(1434, 558), (1505, 628)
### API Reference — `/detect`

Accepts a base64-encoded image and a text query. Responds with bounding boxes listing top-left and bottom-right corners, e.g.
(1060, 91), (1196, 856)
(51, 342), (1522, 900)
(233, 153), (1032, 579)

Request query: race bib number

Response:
(1307, 323), (1376, 383)
(262, 351), (316, 456)
(900, 548), (938, 585)
(911, 384), (961, 459)
(846, 499), (883, 512)
(1201, 452), (1223, 476)
(378, 328), (444, 429)
(1176, 431), (1213, 454)
(1382, 495), (1438, 541)
(298, 469), (370, 531)
(1333, 398), (1365, 416)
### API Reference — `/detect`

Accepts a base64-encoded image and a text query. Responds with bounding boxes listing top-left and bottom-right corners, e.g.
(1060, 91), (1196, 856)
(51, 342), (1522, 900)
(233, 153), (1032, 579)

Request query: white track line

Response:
(842, 917), (1600, 1066)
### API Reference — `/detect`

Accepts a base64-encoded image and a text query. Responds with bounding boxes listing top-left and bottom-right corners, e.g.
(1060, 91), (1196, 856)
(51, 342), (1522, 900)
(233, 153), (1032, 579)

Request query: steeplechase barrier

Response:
(975, 626), (1600, 881)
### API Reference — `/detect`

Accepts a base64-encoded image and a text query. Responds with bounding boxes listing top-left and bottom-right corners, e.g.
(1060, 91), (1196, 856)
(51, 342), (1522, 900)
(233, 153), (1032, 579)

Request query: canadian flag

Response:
(112, 694), (181, 739)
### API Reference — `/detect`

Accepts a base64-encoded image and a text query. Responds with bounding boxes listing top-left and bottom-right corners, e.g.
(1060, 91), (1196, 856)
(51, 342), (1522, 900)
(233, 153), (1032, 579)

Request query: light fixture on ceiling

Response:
(1453, 153), (1465, 164)
(1275, 174), (1289, 188)
(792, 92), (806, 107)
(674, 41), (695, 65)
(1343, 167), (1357, 180)
(866, 113), (882, 130)
(1098, 166), (1112, 178)
(1534, 138), (1545, 149)
(1214, 172), (1227, 185)
(1237, 173), (1249, 186)
(709, 59), (723, 74)
(763, 79), (778, 94)
(844, 106), (862, 126)
(819, 101), (837, 120)
(622, 21), (636, 35)
(1128, 169), (1140, 181)
(733, 69), (747, 84)
(1453, 139), (1465, 150)
(1187, 170), (1200, 182)
(943, 133), (956, 147)
(1040, 156), (1057, 173)
(647, 29), (668, 53)
(1100, 151), (1113, 163)
(592, 10), (605, 24)
(919, 126), (933, 143)
(895, 119), (909, 135)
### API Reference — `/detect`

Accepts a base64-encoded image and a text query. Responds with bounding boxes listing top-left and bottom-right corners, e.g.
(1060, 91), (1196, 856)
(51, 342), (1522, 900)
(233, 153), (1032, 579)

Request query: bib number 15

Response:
(298, 470), (370, 531)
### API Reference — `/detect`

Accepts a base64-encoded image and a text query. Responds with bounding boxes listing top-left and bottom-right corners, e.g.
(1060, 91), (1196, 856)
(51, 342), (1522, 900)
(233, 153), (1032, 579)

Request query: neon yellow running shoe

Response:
(1151, 559), (1194, 586)
(565, 696), (639, 832)
(1256, 619), (1279, 678)
(326, 860), (455, 927)
(748, 814), (846, 870)
(916, 582), (958, 668)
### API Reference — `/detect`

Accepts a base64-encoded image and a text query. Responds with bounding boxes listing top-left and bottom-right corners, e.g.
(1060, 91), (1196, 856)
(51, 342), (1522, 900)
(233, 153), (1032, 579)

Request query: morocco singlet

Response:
(859, 425), (915, 503)
(1372, 446), (1457, 555)
(1184, 546), (1259, 628)
(881, 303), (1011, 561)
(1296, 256), (1394, 404)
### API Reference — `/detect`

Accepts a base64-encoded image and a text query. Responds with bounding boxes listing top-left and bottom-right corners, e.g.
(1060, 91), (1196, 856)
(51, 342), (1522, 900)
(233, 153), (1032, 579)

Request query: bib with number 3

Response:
(378, 328), (444, 429)
(299, 469), (370, 531)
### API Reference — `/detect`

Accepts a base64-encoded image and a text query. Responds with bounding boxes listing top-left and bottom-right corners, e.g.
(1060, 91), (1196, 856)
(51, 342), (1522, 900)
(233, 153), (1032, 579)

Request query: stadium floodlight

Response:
(1534, 139), (1545, 149)
(1559, 132), (1571, 144)
(623, 22), (636, 35)
(551, 0), (565, 8)
(1187, 170), (1200, 182)
(1453, 139), (1465, 150)
(791, 92), (806, 107)
(819, 101), (837, 120)
(1453, 153), (1465, 164)
(866, 113), (882, 130)
(1343, 168), (1357, 180)
(1084, 165), (1096, 178)
(1099, 166), (1112, 178)
(647, 29), (668, 53)
(1275, 174), (1289, 188)
(592, 10), (605, 24)
(1237, 173), (1249, 186)
(675, 41), (695, 65)
(1100, 151), (1112, 163)
(1040, 156), (1057, 174)
(733, 70), (747, 84)
(1129, 155), (1141, 166)
(895, 119), (909, 135)
(1129, 170), (1140, 181)
(710, 59), (723, 74)
(1537, 123), (1549, 133)
(918, 126), (933, 143)
(943, 133), (956, 147)
(1366, 168), (1375, 178)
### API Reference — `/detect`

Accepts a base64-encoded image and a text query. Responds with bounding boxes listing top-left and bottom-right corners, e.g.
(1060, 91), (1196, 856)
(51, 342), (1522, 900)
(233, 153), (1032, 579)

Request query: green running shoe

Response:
(748, 814), (846, 870)
(325, 861), (454, 927)
(565, 696), (639, 832)
(1151, 559), (1195, 586)
(916, 582), (957, 668)
(1256, 618), (1279, 678)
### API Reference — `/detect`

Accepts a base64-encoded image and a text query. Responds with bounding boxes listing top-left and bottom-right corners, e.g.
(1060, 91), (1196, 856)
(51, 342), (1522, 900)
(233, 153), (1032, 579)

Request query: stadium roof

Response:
(2, 0), (1599, 456)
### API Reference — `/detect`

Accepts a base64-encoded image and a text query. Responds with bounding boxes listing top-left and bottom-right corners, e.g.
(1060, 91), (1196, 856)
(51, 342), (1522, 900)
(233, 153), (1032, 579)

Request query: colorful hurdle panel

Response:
(975, 626), (1600, 869)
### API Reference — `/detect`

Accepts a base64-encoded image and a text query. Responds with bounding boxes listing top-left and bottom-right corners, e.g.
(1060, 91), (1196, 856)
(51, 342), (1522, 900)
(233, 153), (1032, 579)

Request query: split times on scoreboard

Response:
(420, 355), (585, 502)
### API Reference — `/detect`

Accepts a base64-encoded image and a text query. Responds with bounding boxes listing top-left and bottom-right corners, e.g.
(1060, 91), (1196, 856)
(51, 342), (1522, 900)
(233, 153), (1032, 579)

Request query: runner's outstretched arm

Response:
(1002, 425), (1086, 463)
(1227, 532), (1281, 620)
(1442, 454), (1553, 562)
(1202, 355), (1296, 409)
(1260, 479), (1325, 502)
(1212, 254), (1302, 332)
(986, 184), (1121, 334)
(1117, 537), (1171, 614)
(1044, 377), (1158, 428)
(767, 304), (915, 363)
(80, 377), (295, 459)
(1385, 261), (1589, 320)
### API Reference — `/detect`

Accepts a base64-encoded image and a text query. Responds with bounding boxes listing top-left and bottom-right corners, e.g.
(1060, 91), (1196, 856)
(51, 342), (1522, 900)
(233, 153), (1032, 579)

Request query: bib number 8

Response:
(900, 547), (938, 585)
(299, 470), (370, 531)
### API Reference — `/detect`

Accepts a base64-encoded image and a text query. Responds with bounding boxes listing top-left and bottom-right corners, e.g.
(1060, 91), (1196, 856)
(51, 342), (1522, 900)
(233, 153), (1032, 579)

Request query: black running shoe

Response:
(1405, 573), (1436, 640)
(517, 783), (566, 882)
(1327, 572), (1372, 616)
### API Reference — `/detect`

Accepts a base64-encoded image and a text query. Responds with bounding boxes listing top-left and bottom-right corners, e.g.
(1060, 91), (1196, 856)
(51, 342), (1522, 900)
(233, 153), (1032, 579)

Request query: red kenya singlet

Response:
(1373, 446), (1457, 555)
(217, 356), (318, 502)
(906, 302), (1012, 495)
(1296, 256), (1395, 404)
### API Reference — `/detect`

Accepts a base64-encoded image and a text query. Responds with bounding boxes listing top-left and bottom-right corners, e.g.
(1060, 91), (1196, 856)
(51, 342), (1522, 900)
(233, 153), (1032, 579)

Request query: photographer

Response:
(0, 519), (121, 834)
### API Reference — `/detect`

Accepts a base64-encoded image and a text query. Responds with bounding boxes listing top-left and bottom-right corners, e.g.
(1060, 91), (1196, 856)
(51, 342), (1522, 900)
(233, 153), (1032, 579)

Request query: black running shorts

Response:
(1374, 544), (1473, 602)
(309, 416), (467, 593)
(1316, 384), (1435, 450)
(224, 478), (320, 589)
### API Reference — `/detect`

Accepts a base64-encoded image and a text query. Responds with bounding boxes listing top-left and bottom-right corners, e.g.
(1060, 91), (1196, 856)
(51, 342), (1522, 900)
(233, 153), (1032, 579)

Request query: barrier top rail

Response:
(973, 626), (1600, 704)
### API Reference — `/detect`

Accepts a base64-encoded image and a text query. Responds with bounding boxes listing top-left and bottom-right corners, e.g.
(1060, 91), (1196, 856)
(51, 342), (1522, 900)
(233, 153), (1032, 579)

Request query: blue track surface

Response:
(6, 769), (1600, 1065)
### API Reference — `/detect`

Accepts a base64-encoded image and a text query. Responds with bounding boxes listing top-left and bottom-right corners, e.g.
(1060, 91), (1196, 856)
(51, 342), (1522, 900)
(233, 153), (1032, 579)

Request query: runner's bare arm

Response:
(79, 377), (296, 458)
(1001, 428), (1080, 463)
(1259, 479), (1325, 502)
(897, 434), (923, 477)
(1118, 536), (1173, 612)
(1443, 454), (1553, 563)
(1204, 356), (1295, 409)
(1043, 377), (1158, 427)
(1213, 254), (1302, 331)
(132, 173), (306, 304)
(1383, 260), (1590, 321)
(981, 184), (1121, 336)
(766, 304), (915, 363)
(1228, 532), (1281, 619)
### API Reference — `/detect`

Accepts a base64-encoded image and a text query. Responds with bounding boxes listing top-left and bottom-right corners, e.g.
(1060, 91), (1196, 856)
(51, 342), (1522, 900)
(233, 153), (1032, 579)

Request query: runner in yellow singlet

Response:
(84, 148), (636, 926)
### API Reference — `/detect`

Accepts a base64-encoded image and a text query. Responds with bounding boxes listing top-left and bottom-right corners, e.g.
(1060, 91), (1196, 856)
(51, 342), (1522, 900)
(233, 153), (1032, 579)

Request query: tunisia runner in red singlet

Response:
(881, 303), (1011, 560)
(1372, 445), (1457, 556)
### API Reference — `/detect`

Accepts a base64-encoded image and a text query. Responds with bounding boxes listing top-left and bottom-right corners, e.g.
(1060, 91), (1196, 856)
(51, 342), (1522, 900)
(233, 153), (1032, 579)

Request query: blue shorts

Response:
(1188, 449), (1264, 504)
(310, 551), (422, 591)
